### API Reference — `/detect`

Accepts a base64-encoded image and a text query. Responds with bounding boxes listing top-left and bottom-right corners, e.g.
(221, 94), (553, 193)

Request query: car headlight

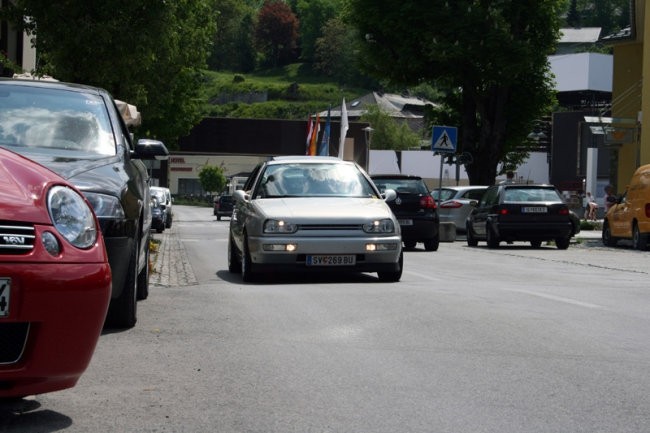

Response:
(264, 219), (298, 234)
(83, 192), (126, 219)
(47, 185), (98, 249)
(363, 219), (395, 233)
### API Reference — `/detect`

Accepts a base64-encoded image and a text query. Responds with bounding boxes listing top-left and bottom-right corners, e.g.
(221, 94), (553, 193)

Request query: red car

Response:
(0, 148), (111, 398)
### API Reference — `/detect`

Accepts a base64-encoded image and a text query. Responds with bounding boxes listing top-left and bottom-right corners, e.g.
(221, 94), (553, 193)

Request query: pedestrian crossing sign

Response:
(431, 126), (457, 153)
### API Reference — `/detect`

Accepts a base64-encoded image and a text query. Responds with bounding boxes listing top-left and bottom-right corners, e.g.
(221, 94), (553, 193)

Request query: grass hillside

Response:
(200, 64), (370, 120)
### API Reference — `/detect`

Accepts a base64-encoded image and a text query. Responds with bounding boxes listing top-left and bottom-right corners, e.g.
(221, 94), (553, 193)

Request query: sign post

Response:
(431, 126), (458, 203)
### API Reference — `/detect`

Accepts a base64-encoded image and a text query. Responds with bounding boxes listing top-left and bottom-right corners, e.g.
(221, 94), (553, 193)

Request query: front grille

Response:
(299, 224), (362, 231)
(0, 223), (36, 254)
(0, 323), (29, 364)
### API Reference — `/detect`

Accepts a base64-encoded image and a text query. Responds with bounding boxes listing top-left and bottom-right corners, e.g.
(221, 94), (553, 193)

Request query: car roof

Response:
(439, 185), (489, 191)
(268, 155), (352, 165)
(0, 77), (107, 95)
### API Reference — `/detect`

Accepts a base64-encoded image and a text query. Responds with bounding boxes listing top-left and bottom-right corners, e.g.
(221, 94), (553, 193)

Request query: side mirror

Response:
(233, 189), (250, 202)
(133, 139), (169, 160)
(383, 188), (397, 202)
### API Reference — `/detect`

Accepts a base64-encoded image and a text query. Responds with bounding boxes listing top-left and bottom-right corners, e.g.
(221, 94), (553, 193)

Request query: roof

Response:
(549, 53), (612, 93)
(559, 27), (602, 44)
(319, 92), (437, 119)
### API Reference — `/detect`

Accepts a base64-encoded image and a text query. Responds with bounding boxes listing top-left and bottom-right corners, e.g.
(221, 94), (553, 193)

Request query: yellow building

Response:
(603, 0), (650, 189)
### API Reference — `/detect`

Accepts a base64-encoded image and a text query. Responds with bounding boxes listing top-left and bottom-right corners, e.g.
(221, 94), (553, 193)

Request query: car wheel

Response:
(466, 225), (478, 247)
(632, 223), (648, 250)
(228, 233), (242, 273)
(217, 215), (221, 221)
(530, 240), (542, 248)
(602, 220), (617, 247)
(423, 236), (439, 251)
(137, 236), (150, 300)
(377, 251), (403, 282)
(105, 232), (138, 329)
(403, 240), (417, 250)
(486, 224), (499, 248)
(166, 214), (172, 229)
(241, 234), (256, 282)
(555, 236), (570, 250)
(156, 225), (164, 233)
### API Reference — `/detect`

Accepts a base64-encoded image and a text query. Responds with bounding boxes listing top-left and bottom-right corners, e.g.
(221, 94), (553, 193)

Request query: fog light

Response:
(263, 243), (297, 251)
(42, 231), (61, 256)
(366, 243), (397, 251)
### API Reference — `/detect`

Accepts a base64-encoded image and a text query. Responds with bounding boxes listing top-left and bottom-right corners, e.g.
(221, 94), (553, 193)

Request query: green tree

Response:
(313, 17), (358, 85)
(2, 0), (217, 147)
(254, 0), (300, 67)
(347, 0), (561, 185)
(360, 105), (420, 151)
(207, 0), (257, 72)
(198, 165), (227, 197)
(295, 0), (341, 63)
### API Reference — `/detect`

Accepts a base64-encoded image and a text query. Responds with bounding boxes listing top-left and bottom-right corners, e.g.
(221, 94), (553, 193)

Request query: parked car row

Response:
(151, 186), (173, 232)
(0, 77), (169, 398)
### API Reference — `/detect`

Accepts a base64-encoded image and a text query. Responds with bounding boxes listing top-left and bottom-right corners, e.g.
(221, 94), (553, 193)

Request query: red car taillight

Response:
(420, 195), (437, 209)
(440, 200), (463, 209)
(558, 208), (569, 215)
(499, 208), (509, 215)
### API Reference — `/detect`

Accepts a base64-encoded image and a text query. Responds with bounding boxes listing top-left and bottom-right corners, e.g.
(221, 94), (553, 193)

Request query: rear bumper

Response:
(399, 218), (439, 241)
(494, 221), (573, 241)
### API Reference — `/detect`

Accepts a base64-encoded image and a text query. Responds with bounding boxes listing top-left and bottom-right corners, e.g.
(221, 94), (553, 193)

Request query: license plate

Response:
(0, 278), (10, 317)
(398, 219), (413, 226)
(306, 255), (356, 266)
(522, 207), (547, 213)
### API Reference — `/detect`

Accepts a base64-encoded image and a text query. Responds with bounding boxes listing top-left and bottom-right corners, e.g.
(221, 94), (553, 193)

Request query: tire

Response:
(166, 213), (172, 229)
(156, 225), (164, 233)
(137, 236), (150, 300)
(602, 220), (617, 247)
(105, 234), (138, 329)
(632, 223), (648, 250)
(217, 215), (221, 221)
(486, 224), (499, 249)
(530, 240), (542, 248)
(377, 251), (403, 282)
(466, 225), (478, 247)
(555, 237), (570, 250)
(423, 236), (439, 251)
(228, 233), (242, 273)
(403, 240), (417, 250)
(241, 234), (256, 282)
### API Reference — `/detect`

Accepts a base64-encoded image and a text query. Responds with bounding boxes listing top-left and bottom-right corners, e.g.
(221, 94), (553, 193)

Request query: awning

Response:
(114, 99), (142, 127)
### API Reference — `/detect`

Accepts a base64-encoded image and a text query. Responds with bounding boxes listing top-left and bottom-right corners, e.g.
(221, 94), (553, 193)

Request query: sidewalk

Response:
(149, 228), (198, 287)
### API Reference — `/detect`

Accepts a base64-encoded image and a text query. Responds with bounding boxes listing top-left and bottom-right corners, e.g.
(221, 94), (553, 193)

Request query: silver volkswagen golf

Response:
(228, 156), (403, 282)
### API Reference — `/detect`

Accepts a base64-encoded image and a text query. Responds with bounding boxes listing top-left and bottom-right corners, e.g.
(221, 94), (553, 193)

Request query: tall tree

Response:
(2, 0), (217, 147)
(347, 0), (561, 185)
(254, 0), (299, 67)
(207, 0), (256, 72)
(295, 0), (341, 63)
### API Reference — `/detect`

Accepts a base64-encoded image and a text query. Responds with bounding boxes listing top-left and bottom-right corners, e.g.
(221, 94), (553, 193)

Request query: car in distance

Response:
(228, 156), (403, 282)
(151, 186), (173, 228)
(370, 174), (439, 251)
(0, 148), (111, 398)
(602, 164), (650, 250)
(150, 195), (168, 233)
(214, 194), (234, 221)
(0, 78), (169, 328)
(431, 185), (488, 233)
(466, 183), (574, 249)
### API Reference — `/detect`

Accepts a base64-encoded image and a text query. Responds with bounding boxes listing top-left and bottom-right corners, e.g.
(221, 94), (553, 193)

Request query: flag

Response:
(318, 106), (331, 156)
(309, 113), (320, 156)
(338, 98), (349, 159)
(305, 114), (314, 155)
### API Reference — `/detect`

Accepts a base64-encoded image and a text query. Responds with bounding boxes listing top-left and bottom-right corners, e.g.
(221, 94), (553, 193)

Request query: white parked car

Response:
(228, 156), (403, 282)
(151, 186), (173, 228)
(431, 185), (488, 232)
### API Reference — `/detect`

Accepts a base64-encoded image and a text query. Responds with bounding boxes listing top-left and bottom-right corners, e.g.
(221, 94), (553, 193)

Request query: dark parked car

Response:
(466, 183), (574, 249)
(0, 147), (111, 398)
(214, 194), (234, 220)
(0, 78), (169, 328)
(371, 174), (440, 251)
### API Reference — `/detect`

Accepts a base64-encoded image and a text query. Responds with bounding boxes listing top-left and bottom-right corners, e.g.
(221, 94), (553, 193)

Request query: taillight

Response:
(440, 200), (463, 209)
(499, 208), (509, 215)
(558, 208), (569, 215)
(420, 195), (437, 209)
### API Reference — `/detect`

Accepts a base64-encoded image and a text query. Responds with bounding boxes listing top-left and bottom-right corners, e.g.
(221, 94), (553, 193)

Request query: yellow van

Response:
(602, 164), (650, 250)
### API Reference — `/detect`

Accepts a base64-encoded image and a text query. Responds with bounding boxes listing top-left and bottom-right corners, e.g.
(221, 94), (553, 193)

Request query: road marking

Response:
(503, 288), (605, 309)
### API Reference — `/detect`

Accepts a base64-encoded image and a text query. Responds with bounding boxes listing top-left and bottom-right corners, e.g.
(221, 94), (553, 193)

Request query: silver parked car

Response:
(228, 156), (403, 282)
(431, 185), (488, 232)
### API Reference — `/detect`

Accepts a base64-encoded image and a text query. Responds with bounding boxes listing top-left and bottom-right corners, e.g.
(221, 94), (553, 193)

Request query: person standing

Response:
(604, 185), (617, 212)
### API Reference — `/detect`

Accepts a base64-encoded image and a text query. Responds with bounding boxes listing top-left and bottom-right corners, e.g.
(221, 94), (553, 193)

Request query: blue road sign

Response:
(432, 126), (457, 153)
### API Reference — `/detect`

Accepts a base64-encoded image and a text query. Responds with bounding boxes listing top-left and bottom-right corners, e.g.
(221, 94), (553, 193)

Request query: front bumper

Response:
(247, 235), (402, 273)
(0, 263), (111, 397)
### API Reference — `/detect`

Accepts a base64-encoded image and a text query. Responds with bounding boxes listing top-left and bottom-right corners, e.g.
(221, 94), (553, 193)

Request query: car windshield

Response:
(504, 187), (562, 202)
(373, 178), (429, 195)
(0, 85), (116, 157)
(254, 162), (378, 198)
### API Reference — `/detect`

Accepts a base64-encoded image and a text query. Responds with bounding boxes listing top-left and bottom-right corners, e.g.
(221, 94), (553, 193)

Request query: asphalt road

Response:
(2, 205), (649, 433)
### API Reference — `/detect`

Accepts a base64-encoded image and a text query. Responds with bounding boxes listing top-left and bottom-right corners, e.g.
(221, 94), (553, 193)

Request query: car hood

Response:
(17, 151), (126, 195)
(0, 149), (61, 224)
(254, 197), (395, 222)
